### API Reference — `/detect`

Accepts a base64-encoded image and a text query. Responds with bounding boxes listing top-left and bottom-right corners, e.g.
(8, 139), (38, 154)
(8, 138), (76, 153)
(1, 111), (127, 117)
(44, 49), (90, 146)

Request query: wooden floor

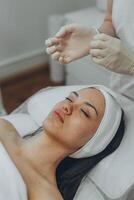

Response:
(0, 64), (64, 114)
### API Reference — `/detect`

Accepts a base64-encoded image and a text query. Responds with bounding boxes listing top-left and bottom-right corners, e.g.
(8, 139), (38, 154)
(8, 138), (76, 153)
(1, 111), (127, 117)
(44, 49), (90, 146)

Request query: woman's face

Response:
(43, 88), (105, 153)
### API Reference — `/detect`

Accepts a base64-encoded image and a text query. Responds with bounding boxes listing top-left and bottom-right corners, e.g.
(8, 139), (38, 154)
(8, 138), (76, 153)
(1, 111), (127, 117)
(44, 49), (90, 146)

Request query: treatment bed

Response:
(0, 85), (134, 200)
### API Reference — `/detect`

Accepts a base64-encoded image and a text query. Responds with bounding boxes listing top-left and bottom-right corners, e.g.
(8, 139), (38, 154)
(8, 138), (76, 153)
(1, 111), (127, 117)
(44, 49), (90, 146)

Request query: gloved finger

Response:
(45, 37), (60, 47)
(51, 52), (61, 60)
(90, 40), (106, 49)
(46, 45), (63, 54)
(46, 46), (57, 54)
(59, 57), (65, 64)
(91, 56), (104, 65)
(55, 26), (69, 37)
(93, 33), (111, 41)
(59, 56), (72, 64)
(90, 49), (106, 58)
(55, 24), (76, 37)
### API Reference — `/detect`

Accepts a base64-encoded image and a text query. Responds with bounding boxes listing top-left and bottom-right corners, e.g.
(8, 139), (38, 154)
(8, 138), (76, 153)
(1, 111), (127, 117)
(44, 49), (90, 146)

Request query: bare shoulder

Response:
(0, 118), (18, 134)
(0, 118), (22, 153)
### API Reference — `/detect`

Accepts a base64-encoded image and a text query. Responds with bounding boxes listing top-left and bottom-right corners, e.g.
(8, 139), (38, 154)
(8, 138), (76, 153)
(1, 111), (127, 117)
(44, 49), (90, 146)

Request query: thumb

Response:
(55, 26), (68, 37)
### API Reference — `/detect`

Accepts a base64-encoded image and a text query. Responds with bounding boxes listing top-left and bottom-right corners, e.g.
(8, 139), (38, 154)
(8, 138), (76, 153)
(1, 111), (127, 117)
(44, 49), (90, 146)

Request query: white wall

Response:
(76, 0), (95, 9)
(0, 0), (95, 78)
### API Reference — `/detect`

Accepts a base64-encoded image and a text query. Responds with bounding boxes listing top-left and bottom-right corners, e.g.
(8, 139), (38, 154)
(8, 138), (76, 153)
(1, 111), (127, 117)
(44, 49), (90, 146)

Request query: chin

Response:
(43, 115), (61, 136)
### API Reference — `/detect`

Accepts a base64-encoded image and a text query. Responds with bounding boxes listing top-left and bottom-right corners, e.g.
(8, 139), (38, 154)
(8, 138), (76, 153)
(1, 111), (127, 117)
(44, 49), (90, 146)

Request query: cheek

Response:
(62, 118), (98, 147)
(64, 117), (98, 136)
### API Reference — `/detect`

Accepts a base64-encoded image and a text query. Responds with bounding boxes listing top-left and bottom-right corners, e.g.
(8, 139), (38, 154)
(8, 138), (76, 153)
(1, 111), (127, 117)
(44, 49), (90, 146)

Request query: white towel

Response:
(70, 85), (122, 158)
(0, 143), (27, 200)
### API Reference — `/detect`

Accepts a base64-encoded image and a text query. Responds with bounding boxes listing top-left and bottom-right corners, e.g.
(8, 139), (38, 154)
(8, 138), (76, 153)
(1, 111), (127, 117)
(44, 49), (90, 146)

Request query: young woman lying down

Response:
(0, 85), (125, 200)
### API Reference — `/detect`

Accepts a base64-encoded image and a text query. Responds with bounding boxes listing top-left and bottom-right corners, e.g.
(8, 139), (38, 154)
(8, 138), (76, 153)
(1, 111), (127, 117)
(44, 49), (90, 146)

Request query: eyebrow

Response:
(71, 91), (98, 117)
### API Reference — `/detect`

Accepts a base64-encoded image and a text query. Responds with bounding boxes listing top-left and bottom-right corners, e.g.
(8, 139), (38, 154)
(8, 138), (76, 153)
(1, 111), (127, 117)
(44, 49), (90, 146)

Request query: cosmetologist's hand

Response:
(45, 23), (98, 64)
(90, 33), (134, 75)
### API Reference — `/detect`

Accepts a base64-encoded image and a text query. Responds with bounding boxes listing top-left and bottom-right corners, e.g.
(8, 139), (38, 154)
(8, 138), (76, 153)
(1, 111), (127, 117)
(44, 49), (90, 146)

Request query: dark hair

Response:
(56, 110), (125, 200)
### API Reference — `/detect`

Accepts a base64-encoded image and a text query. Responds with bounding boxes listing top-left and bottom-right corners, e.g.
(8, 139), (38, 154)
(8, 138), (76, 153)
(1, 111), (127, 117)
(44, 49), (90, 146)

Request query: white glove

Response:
(90, 33), (134, 75)
(45, 23), (98, 64)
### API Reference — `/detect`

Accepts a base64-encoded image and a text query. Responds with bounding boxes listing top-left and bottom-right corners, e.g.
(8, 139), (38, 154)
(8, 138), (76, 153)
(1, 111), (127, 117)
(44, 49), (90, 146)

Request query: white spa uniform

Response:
(109, 0), (134, 101)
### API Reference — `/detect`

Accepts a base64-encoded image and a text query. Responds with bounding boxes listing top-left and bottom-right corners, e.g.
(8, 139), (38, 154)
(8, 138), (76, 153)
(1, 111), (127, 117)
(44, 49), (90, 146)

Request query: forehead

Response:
(78, 86), (104, 99)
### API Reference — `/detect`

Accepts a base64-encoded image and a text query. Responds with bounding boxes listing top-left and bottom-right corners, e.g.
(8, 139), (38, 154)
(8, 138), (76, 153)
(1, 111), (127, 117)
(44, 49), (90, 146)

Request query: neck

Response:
(22, 131), (70, 186)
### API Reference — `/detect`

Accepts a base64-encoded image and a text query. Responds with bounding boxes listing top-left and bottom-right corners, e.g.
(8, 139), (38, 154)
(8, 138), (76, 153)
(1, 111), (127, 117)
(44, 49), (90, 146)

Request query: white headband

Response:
(69, 85), (122, 158)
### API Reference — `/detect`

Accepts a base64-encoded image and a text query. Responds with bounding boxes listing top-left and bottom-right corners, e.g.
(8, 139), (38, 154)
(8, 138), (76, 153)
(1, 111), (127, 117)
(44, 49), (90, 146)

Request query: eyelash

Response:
(65, 97), (73, 102)
(81, 109), (89, 118)
(65, 97), (89, 118)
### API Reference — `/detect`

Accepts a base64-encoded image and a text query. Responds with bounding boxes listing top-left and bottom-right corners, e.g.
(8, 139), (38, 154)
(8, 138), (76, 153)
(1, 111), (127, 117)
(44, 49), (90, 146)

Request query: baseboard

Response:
(0, 48), (48, 80)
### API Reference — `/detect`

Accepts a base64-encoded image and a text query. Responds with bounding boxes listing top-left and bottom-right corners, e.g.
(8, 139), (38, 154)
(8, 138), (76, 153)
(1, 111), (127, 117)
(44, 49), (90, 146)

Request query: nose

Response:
(62, 101), (73, 115)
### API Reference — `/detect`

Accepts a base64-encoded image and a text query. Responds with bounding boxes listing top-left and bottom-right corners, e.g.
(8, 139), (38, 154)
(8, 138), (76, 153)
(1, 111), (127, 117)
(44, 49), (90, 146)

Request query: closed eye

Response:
(65, 97), (73, 102)
(81, 109), (89, 118)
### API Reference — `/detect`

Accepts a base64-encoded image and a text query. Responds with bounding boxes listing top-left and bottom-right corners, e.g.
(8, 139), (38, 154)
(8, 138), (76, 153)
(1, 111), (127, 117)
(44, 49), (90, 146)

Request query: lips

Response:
(54, 110), (64, 123)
